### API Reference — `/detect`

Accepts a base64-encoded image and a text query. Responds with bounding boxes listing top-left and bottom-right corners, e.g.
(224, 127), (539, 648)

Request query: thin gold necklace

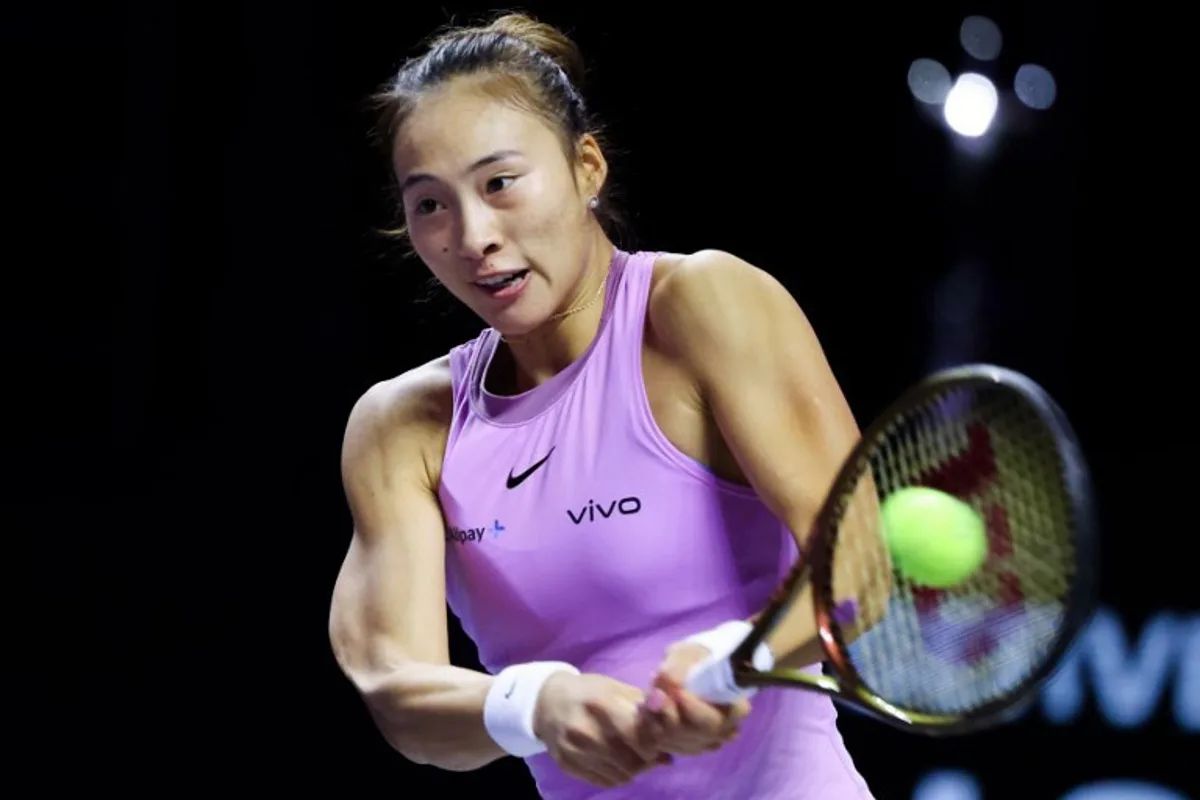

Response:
(501, 272), (608, 343)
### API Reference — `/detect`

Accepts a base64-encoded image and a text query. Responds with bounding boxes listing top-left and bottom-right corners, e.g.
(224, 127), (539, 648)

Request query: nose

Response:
(456, 197), (503, 260)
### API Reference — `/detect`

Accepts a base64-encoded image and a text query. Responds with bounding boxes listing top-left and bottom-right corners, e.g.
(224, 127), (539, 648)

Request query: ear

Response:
(574, 133), (608, 198)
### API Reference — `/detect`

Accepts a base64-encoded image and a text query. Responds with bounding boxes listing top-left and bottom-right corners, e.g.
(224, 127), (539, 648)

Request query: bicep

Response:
(711, 337), (885, 596)
(708, 311), (859, 528)
(329, 388), (452, 689)
(655, 255), (891, 649)
(666, 258), (861, 532)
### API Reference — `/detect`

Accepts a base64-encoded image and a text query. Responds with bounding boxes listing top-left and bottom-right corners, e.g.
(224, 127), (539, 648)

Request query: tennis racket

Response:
(684, 364), (1097, 735)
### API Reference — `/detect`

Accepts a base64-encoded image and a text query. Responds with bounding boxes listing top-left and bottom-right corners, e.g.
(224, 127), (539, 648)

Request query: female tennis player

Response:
(328, 12), (875, 799)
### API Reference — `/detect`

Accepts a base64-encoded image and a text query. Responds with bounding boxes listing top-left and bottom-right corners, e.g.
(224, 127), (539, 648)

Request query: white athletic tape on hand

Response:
(483, 661), (580, 758)
(682, 620), (774, 704)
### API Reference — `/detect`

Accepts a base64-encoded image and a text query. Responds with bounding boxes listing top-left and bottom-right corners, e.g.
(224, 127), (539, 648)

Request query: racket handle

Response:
(684, 656), (747, 704)
(681, 620), (774, 704)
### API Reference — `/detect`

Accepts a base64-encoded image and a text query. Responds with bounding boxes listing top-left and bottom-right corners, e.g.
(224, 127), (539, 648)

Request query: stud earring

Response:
(587, 195), (599, 210)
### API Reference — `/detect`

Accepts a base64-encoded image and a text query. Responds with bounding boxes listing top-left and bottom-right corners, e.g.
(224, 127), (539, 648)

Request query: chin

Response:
(478, 286), (552, 336)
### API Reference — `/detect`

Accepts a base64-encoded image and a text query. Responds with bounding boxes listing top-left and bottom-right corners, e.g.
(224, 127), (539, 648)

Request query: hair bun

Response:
(485, 13), (586, 90)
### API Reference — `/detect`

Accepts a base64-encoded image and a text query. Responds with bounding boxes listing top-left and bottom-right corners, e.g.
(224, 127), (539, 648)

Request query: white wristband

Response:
(683, 620), (775, 701)
(484, 661), (580, 758)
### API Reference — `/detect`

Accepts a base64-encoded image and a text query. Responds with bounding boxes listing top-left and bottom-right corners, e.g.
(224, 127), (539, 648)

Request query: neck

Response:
(502, 229), (614, 392)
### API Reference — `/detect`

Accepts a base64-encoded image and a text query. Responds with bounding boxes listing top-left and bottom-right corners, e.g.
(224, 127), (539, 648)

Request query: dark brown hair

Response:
(370, 12), (624, 242)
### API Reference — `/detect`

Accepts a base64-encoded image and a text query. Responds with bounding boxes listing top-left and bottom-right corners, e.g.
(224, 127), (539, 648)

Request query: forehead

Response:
(392, 80), (562, 177)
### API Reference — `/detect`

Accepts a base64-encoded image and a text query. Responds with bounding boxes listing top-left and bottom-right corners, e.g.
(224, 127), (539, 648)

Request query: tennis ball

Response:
(881, 487), (987, 588)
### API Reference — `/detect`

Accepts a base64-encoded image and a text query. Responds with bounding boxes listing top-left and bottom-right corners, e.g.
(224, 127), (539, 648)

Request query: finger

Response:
(720, 698), (751, 735)
(669, 687), (730, 735)
(639, 688), (680, 727)
(642, 713), (716, 756)
(601, 740), (656, 783)
(618, 696), (663, 763)
(568, 759), (624, 789)
(637, 710), (693, 760)
(645, 687), (724, 754)
(556, 739), (626, 788)
(654, 642), (712, 691)
(643, 686), (668, 714)
(576, 744), (639, 787)
(640, 688), (731, 756)
(638, 688), (686, 745)
(562, 725), (641, 786)
(598, 700), (660, 770)
(633, 704), (678, 764)
(703, 697), (749, 741)
(635, 703), (664, 749)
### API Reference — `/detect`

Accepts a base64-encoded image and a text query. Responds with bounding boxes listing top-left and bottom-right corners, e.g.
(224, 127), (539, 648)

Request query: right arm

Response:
(328, 362), (504, 771)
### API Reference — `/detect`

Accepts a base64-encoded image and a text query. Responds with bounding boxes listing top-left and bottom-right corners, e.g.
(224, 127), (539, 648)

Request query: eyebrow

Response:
(399, 149), (524, 194)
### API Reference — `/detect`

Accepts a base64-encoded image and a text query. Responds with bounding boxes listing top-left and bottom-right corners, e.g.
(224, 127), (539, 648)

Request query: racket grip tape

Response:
(681, 620), (774, 704)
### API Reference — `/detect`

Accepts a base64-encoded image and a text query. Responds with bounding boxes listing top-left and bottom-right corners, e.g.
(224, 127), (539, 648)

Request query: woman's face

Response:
(392, 79), (605, 336)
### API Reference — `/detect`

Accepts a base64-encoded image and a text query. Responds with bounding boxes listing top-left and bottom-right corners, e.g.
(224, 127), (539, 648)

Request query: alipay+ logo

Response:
(445, 519), (506, 545)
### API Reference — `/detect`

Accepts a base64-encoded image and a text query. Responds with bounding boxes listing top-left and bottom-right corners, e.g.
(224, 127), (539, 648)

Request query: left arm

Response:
(649, 250), (886, 669)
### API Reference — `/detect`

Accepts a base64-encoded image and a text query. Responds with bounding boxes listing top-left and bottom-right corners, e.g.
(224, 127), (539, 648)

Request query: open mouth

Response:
(474, 269), (530, 296)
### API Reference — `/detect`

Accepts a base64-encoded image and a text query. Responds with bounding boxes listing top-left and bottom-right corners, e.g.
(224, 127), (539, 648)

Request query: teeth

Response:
(477, 270), (525, 288)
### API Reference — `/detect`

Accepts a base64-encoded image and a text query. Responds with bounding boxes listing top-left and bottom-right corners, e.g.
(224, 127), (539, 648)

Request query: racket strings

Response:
(833, 384), (1076, 717)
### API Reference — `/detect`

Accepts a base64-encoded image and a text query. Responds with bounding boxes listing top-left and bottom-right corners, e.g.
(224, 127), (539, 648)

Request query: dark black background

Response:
(9, 1), (1194, 797)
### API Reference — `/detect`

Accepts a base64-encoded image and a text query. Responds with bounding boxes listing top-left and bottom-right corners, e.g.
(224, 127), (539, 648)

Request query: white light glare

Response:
(943, 73), (998, 138)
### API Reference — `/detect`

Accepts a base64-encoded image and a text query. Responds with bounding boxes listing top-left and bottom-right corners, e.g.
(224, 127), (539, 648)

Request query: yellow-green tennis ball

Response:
(881, 487), (988, 588)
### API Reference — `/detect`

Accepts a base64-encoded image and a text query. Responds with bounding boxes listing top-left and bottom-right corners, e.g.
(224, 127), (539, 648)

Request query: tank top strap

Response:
(600, 249), (661, 393)
(444, 334), (487, 457)
(447, 338), (475, 390)
(607, 249), (655, 327)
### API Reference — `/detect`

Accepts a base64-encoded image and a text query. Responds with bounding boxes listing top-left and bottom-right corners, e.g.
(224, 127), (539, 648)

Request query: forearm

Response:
(759, 495), (891, 670)
(360, 661), (504, 771)
(755, 578), (890, 671)
(754, 583), (825, 670)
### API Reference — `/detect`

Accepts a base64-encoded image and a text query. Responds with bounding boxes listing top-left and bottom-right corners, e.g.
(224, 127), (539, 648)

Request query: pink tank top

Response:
(438, 249), (873, 799)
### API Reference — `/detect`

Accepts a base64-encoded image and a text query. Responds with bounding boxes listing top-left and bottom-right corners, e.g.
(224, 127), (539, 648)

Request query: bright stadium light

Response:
(943, 72), (998, 138)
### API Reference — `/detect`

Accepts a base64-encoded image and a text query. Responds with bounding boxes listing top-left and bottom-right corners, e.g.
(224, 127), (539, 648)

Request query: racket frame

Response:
(722, 364), (1099, 735)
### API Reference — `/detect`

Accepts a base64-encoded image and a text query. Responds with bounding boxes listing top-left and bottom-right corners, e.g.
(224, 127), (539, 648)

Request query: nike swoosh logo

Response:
(506, 446), (555, 489)
(504, 680), (516, 699)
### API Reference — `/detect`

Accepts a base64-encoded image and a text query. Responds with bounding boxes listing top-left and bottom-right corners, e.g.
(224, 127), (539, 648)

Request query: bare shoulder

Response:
(647, 249), (795, 358)
(342, 355), (455, 491)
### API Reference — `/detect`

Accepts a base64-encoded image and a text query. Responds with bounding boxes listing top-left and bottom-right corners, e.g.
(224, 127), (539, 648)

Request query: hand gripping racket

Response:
(684, 364), (1098, 735)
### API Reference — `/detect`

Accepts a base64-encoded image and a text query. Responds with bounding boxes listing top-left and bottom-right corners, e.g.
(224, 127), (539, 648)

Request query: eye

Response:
(486, 175), (517, 194)
(412, 198), (441, 216)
